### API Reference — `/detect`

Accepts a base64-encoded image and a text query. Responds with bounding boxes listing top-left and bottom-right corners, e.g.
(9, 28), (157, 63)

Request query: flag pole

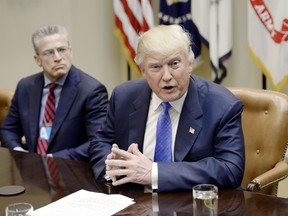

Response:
(127, 63), (131, 80)
(262, 73), (266, 89)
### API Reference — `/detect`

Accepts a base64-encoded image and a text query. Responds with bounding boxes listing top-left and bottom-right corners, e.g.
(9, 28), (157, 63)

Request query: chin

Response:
(56, 69), (69, 75)
(161, 95), (178, 102)
(51, 71), (66, 79)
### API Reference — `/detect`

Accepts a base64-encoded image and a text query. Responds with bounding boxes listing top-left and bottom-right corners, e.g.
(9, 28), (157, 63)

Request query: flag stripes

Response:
(114, 0), (154, 77)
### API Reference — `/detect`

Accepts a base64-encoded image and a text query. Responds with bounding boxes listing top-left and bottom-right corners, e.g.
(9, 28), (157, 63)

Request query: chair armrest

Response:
(247, 160), (288, 191)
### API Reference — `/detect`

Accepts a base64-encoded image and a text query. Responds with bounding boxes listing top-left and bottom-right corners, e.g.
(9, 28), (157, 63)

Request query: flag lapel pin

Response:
(189, 127), (195, 134)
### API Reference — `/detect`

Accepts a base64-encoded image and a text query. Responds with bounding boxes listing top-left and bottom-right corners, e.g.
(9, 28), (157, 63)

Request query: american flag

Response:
(114, 0), (154, 77)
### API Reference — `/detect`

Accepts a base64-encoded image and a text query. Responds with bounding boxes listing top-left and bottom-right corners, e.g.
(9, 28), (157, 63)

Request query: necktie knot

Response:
(49, 83), (57, 92)
(161, 102), (171, 112)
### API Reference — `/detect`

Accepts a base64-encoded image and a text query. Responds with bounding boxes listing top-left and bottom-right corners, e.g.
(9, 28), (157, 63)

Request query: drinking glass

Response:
(193, 184), (218, 216)
(5, 202), (33, 216)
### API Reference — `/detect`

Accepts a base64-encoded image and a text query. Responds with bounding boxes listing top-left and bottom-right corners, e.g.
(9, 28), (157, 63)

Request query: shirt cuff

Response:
(13, 146), (26, 152)
(152, 162), (158, 191)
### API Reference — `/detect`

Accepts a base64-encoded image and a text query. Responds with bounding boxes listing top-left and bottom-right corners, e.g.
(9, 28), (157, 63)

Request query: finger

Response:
(105, 159), (129, 168)
(106, 168), (129, 177)
(112, 143), (119, 149)
(111, 147), (133, 160)
(106, 163), (111, 171)
(107, 144), (120, 160)
(106, 152), (113, 159)
(105, 154), (119, 171)
(111, 176), (117, 182)
(129, 144), (142, 156)
(127, 143), (138, 153)
(112, 176), (131, 186)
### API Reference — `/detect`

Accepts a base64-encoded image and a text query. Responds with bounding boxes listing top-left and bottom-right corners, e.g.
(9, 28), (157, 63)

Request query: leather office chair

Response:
(0, 88), (14, 126)
(228, 87), (288, 196)
(0, 88), (27, 146)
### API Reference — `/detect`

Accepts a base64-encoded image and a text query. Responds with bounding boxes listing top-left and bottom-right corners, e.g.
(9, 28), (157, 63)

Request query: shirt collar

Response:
(44, 73), (68, 88)
(151, 91), (188, 113)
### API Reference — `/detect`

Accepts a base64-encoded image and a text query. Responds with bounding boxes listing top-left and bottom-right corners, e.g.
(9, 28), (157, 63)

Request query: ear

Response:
(69, 47), (73, 58)
(188, 61), (193, 73)
(140, 67), (146, 78)
(34, 55), (42, 67)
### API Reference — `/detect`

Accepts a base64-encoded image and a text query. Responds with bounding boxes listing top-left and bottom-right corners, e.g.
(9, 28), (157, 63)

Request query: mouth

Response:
(163, 85), (174, 90)
(162, 86), (175, 94)
(54, 65), (65, 70)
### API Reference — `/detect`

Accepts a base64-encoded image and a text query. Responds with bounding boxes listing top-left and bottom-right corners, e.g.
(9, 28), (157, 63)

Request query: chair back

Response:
(0, 88), (14, 125)
(228, 87), (288, 195)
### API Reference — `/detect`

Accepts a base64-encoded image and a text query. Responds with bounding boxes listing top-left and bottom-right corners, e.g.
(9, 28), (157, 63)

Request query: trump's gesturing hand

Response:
(105, 143), (152, 186)
(105, 143), (121, 182)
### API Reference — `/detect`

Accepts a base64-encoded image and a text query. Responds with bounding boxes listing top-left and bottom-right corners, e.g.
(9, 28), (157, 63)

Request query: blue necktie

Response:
(154, 102), (172, 162)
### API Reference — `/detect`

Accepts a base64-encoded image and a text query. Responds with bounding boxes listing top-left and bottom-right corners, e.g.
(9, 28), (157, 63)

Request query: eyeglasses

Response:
(38, 46), (70, 59)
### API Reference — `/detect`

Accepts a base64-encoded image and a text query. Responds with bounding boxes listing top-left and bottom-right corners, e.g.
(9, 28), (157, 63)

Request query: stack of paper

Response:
(34, 189), (135, 216)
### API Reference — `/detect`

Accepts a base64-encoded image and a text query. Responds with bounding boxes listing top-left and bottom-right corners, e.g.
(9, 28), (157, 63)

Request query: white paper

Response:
(33, 189), (135, 216)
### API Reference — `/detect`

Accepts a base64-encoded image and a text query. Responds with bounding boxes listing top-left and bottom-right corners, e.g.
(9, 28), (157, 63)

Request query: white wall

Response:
(0, 0), (126, 96)
(0, 0), (287, 96)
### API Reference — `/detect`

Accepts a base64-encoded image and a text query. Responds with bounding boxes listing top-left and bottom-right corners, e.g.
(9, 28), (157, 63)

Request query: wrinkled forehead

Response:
(144, 50), (185, 64)
(35, 34), (70, 52)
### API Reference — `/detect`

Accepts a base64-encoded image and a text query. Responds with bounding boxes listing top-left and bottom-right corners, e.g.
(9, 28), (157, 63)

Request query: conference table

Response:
(1, 147), (288, 215)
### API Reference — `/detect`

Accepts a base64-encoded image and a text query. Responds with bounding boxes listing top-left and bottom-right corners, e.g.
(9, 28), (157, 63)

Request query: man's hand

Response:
(105, 143), (153, 186)
(105, 144), (122, 182)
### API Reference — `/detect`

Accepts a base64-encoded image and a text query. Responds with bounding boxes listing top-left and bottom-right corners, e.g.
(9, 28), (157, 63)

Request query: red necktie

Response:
(46, 157), (60, 185)
(37, 83), (57, 155)
(46, 156), (62, 201)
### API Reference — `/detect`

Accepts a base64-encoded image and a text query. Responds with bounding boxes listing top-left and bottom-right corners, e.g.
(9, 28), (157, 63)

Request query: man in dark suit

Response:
(0, 25), (108, 161)
(89, 24), (245, 192)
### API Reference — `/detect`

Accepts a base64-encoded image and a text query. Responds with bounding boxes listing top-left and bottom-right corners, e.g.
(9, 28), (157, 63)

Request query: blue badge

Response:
(40, 126), (52, 140)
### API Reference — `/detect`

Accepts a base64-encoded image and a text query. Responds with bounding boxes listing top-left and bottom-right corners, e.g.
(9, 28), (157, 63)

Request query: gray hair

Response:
(32, 25), (69, 53)
(134, 24), (195, 68)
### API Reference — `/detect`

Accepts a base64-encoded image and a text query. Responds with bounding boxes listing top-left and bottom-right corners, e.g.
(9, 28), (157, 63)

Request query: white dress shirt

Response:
(143, 91), (187, 191)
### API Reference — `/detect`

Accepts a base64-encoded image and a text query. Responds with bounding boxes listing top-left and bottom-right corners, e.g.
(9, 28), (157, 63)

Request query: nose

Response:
(53, 50), (62, 60)
(162, 65), (172, 81)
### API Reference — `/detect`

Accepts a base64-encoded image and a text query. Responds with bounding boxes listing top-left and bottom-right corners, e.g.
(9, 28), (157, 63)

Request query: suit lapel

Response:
(174, 77), (203, 161)
(30, 74), (44, 150)
(49, 67), (80, 143)
(128, 83), (151, 152)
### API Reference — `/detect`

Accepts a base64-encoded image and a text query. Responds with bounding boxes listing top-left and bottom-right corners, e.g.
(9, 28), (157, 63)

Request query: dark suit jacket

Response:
(89, 75), (245, 192)
(0, 65), (108, 161)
